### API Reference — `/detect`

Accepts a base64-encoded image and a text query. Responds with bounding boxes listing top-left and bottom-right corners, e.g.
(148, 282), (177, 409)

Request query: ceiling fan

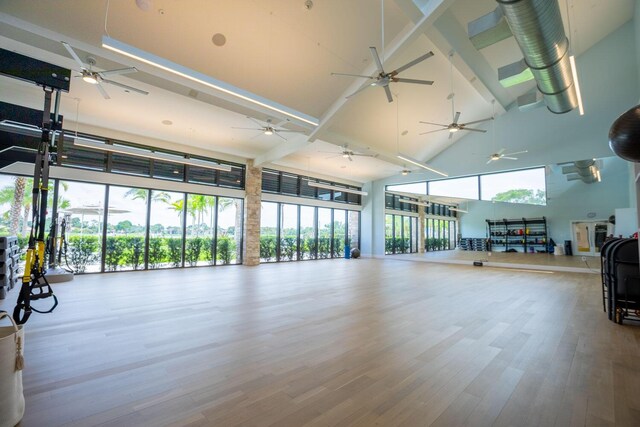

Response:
(232, 117), (305, 140)
(62, 42), (148, 99)
(332, 47), (435, 103)
(419, 53), (492, 139)
(486, 148), (528, 164)
(319, 145), (378, 162)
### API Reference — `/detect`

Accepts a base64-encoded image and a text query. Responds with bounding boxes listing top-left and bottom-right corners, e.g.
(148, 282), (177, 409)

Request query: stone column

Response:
(418, 208), (426, 253)
(243, 160), (262, 266)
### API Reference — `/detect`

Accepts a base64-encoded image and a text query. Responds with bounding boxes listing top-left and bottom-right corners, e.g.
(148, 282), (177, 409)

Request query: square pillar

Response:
(243, 160), (262, 266)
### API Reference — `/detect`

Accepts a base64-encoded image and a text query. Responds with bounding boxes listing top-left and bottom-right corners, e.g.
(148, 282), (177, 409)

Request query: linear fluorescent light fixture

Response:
(307, 181), (368, 196)
(448, 207), (468, 213)
(569, 55), (584, 116)
(396, 154), (448, 177)
(72, 137), (232, 171)
(102, 36), (319, 127)
(399, 198), (430, 207)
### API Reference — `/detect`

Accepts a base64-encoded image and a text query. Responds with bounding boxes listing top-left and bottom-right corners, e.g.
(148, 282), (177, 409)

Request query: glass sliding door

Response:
(300, 206), (316, 260)
(385, 214), (393, 254)
(148, 190), (184, 269)
(57, 180), (105, 273)
(348, 211), (360, 253)
(411, 217), (418, 253)
(217, 197), (242, 265)
(106, 186), (148, 271)
(185, 194), (216, 267)
(279, 204), (299, 261)
(403, 216), (411, 254)
(333, 209), (346, 258)
(394, 215), (403, 253)
(260, 202), (278, 262)
(317, 208), (332, 259)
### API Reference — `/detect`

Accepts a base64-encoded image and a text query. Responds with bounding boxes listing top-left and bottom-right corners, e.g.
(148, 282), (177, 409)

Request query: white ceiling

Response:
(0, 0), (634, 183)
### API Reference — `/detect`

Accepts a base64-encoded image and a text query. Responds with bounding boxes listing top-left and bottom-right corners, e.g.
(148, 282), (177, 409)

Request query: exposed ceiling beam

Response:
(309, 0), (457, 144)
(253, 135), (310, 166)
(427, 9), (512, 111)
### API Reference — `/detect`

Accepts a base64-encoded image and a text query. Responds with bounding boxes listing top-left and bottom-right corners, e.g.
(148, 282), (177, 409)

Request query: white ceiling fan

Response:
(486, 148), (528, 164)
(319, 145), (378, 162)
(419, 53), (492, 139)
(232, 117), (305, 140)
(62, 42), (148, 99)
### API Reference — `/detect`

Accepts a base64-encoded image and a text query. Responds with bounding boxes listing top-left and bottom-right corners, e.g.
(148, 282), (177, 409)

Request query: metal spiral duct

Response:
(496, 0), (578, 114)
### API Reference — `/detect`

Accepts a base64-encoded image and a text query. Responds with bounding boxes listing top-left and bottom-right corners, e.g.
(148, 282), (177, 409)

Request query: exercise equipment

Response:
(609, 104), (640, 162)
(45, 212), (74, 283)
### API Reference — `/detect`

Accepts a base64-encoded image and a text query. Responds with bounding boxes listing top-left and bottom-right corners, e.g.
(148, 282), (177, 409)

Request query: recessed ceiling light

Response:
(162, 120), (173, 125)
(135, 0), (152, 11)
(212, 33), (226, 47)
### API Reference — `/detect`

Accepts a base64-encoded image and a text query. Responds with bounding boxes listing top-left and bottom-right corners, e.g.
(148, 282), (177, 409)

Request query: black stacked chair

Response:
(600, 238), (640, 324)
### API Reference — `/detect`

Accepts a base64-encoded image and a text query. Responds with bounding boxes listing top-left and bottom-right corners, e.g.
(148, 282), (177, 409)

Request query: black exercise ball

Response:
(350, 248), (361, 259)
(609, 105), (640, 162)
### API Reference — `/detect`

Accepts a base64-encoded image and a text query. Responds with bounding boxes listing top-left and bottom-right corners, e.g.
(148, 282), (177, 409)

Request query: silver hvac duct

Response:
(496, 0), (578, 114)
(561, 159), (598, 183)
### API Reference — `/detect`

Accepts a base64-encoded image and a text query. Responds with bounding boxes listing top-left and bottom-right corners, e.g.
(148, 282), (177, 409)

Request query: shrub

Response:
(167, 238), (182, 267)
(68, 235), (98, 273)
(217, 237), (235, 264)
(125, 236), (145, 270)
(204, 237), (215, 265)
(318, 237), (331, 259)
(259, 235), (277, 261)
(300, 237), (316, 260)
(148, 237), (167, 269)
(385, 237), (394, 254)
(105, 237), (125, 271)
(186, 237), (203, 266)
(280, 237), (296, 261)
(332, 237), (344, 258)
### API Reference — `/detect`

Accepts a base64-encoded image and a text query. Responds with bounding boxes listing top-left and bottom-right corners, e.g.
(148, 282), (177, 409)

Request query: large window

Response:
(261, 169), (362, 205)
(260, 202), (278, 262)
(217, 197), (242, 265)
(480, 168), (546, 205)
(385, 213), (418, 255)
(59, 181), (106, 273)
(148, 191), (184, 270)
(333, 209), (346, 258)
(317, 208), (332, 259)
(300, 206), (316, 260)
(106, 186), (148, 271)
(279, 204), (299, 261)
(426, 219), (457, 251)
(428, 176), (479, 200)
(185, 195), (216, 267)
(386, 182), (427, 194)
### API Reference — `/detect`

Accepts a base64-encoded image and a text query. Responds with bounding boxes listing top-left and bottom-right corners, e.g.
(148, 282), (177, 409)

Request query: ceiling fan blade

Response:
(501, 156), (518, 160)
(251, 132), (264, 140)
(274, 131), (287, 141)
(486, 159), (494, 165)
(351, 153), (377, 157)
(392, 78), (434, 85)
(419, 120), (449, 127)
(419, 128), (448, 135)
(331, 72), (375, 79)
(324, 154), (342, 159)
(95, 83), (110, 100)
(61, 41), (86, 70)
(504, 150), (528, 156)
(274, 129), (305, 133)
(245, 117), (266, 128)
(98, 67), (138, 77)
(369, 47), (385, 74)
(453, 111), (461, 124)
(231, 127), (263, 131)
(448, 132), (454, 140)
(346, 83), (373, 99)
(497, 148), (506, 155)
(461, 127), (487, 133)
(348, 154), (353, 162)
(101, 79), (149, 95)
(462, 116), (494, 126)
(392, 51), (434, 75)
(384, 86), (393, 103)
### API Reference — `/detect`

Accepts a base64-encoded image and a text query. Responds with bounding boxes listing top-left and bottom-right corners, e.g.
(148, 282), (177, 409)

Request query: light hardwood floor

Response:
(1, 258), (639, 427)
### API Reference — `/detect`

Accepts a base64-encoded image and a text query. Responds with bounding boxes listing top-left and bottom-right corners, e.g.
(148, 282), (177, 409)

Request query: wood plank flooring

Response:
(1, 258), (639, 427)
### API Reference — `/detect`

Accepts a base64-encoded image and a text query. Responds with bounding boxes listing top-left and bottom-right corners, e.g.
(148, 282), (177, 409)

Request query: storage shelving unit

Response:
(486, 217), (547, 253)
(458, 237), (489, 251)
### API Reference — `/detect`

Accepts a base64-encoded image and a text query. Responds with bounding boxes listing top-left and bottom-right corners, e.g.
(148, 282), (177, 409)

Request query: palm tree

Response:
(124, 188), (171, 204)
